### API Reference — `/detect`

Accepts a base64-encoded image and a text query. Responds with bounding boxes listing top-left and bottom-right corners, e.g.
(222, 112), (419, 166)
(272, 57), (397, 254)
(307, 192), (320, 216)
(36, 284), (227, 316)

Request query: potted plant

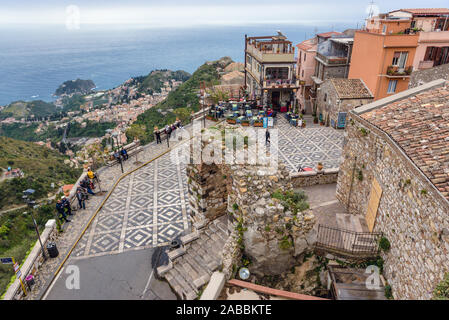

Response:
(313, 116), (318, 124)
(254, 120), (263, 127)
(320, 120), (325, 126)
(226, 117), (236, 124)
(317, 162), (323, 171)
(241, 120), (250, 126)
(302, 119), (306, 128)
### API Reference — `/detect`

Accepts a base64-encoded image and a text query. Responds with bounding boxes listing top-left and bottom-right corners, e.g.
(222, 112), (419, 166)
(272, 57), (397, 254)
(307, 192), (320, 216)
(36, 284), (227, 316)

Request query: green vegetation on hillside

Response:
(133, 70), (191, 95)
(54, 79), (96, 96)
(66, 120), (116, 138)
(61, 94), (86, 112)
(0, 203), (57, 296)
(0, 123), (63, 143)
(127, 62), (221, 144)
(0, 100), (57, 120)
(0, 136), (82, 210)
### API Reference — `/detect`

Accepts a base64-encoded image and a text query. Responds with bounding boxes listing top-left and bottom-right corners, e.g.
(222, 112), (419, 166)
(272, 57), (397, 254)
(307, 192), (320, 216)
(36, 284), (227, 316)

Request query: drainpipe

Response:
(347, 156), (357, 212)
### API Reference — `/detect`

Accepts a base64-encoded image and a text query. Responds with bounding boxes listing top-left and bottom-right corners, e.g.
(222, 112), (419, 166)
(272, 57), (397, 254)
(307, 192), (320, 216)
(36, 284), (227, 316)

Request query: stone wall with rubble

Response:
(187, 124), (317, 278)
(336, 112), (449, 300)
(291, 169), (339, 187)
(409, 63), (449, 88)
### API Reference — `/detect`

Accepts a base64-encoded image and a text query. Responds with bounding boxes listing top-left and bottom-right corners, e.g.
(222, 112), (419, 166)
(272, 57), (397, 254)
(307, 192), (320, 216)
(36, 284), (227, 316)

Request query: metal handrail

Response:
(315, 224), (382, 258)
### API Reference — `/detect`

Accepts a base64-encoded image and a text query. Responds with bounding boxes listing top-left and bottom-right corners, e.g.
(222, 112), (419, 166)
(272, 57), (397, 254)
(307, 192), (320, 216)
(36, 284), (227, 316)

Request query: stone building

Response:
(336, 79), (449, 299)
(409, 62), (449, 88)
(316, 78), (373, 128)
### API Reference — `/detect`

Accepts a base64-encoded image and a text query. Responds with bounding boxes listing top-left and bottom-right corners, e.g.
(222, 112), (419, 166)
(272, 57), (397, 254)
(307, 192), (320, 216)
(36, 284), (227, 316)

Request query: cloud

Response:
(0, 3), (366, 27)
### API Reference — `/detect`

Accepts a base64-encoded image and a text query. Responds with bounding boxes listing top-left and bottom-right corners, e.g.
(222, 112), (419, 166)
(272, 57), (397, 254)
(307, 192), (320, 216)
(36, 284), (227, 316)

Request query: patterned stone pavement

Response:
(276, 116), (344, 173)
(71, 152), (191, 260)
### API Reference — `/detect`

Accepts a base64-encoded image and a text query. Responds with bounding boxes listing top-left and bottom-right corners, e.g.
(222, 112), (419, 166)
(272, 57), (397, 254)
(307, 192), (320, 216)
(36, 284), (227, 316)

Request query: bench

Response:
(106, 140), (142, 167)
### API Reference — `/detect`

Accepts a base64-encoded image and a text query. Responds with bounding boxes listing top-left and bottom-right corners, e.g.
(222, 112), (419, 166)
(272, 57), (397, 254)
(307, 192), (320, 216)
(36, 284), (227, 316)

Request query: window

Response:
(392, 52), (408, 68)
(382, 24), (387, 33)
(324, 93), (327, 101)
(387, 80), (397, 93)
(304, 53), (306, 61)
(302, 70), (304, 78)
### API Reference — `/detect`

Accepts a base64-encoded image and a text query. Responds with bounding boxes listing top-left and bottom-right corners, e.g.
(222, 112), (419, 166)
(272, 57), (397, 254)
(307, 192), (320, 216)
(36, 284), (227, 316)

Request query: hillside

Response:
(0, 100), (57, 120)
(54, 79), (96, 96)
(133, 69), (191, 95)
(0, 123), (63, 143)
(127, 58), (230, 144)
(0, 136), (82, 210)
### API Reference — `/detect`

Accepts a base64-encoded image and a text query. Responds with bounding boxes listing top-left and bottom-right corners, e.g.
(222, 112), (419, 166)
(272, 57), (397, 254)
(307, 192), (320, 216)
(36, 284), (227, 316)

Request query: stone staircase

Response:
(157, 215), (229, 300)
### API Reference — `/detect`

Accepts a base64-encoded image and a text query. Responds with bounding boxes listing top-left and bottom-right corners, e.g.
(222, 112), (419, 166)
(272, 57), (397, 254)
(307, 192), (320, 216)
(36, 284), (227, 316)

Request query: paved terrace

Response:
(28, 115), (344, 300)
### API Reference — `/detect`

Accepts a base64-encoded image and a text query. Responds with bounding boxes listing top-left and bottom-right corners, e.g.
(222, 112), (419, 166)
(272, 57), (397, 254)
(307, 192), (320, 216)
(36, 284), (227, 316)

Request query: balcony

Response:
(246, 44), (296, 63)
(263, 78), (299, 89)
(316, 52), (348, 66)
(385, 65), (413, 77)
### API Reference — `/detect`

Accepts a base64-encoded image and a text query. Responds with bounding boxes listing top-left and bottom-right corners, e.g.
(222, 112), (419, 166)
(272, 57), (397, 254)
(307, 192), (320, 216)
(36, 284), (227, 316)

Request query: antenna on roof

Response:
(366, 0), (379, 19)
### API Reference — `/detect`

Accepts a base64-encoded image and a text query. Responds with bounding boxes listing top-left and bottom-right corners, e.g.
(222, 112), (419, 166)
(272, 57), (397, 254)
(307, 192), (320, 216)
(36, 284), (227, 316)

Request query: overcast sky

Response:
(1, 0), (448, 27)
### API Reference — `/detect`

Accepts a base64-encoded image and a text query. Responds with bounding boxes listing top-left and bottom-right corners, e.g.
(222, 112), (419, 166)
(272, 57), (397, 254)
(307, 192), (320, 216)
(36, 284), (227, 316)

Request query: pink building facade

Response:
(296, 38), (317, 114)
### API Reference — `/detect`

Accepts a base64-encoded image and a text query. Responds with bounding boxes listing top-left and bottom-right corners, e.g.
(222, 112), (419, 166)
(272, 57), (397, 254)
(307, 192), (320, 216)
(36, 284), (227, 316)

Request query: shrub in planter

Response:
(313, 116), (318, 123)
(254, 121), (263, 127)
(226, 117), (236, 124)
(241, 120), (250, 126)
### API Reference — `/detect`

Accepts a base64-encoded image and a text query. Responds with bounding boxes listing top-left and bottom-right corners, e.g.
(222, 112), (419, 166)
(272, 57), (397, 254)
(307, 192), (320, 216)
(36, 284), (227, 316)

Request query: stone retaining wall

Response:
(290, 168), (339, 188)
(336, 112), (449, 300)
(3, 220), (56, 300)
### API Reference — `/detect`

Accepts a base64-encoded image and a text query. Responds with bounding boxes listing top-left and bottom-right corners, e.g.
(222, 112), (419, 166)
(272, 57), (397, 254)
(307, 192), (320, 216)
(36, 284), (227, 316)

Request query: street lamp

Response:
(112, 132), (124, 173)
(22, 190), (47, 260)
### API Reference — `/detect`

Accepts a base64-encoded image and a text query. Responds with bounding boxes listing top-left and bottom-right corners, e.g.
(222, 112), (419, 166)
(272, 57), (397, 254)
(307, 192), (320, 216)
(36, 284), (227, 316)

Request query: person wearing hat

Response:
(61, 196), (73, 216)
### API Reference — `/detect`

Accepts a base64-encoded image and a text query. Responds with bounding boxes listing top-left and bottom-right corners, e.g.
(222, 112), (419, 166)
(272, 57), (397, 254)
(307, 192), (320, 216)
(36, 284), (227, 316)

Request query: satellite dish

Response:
(239, 267), (250, 280)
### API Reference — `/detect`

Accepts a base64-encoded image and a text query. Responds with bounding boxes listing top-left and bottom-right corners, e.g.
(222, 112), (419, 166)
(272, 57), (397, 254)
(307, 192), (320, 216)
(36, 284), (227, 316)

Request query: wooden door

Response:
(365, 177), (383, 232)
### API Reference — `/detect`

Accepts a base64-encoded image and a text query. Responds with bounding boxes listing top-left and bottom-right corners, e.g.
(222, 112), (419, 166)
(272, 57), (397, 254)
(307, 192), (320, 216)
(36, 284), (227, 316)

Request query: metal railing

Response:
(315, 224), (382, 259)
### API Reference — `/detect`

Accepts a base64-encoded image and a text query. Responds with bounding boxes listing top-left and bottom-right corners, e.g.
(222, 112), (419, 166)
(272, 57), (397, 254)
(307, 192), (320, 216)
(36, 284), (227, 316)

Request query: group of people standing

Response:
(56, 168), (99, 223)
(154, 118), (183, 144)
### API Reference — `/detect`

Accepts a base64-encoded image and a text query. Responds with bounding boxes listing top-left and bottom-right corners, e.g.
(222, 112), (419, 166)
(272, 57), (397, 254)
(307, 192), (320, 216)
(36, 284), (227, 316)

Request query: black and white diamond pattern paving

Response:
(73, 150), (190, 259)
(276, 117), (344, 172)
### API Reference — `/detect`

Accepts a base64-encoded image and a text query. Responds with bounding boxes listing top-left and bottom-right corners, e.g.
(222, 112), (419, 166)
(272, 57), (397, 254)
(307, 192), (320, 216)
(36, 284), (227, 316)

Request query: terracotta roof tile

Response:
(398, 8), (449, 15)
(330, 79), (373, 99)
(317, 31), (343, 38)
(360, 81), (449, 200)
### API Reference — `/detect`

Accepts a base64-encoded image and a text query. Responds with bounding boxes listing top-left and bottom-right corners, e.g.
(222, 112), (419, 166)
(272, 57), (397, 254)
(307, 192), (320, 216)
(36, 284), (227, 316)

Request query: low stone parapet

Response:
(290, 168), (339, 187)
(200, 272), (226, 300)
(2, 219), (56, 300)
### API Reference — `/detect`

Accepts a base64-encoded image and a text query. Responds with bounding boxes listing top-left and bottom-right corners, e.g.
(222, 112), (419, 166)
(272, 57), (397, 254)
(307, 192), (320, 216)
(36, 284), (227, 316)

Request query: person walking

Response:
(80, 177), (95, 195)
(56, 199), (71, 222)
(76, 188), (86, 210)
(154, 126), (162, 144)
(265, 129), (270, 146)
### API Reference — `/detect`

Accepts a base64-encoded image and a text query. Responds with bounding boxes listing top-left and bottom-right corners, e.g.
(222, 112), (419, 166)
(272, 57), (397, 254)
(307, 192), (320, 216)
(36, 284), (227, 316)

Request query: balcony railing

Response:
(316, 52), (349, 65)
(315, 224), (382, 259)
(386, 65), (413, 77)
(263, 79), (299, 88)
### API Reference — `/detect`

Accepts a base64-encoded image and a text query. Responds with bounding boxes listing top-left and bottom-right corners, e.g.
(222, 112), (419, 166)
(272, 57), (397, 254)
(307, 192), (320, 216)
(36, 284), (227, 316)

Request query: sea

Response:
(0, 23), (354, 106)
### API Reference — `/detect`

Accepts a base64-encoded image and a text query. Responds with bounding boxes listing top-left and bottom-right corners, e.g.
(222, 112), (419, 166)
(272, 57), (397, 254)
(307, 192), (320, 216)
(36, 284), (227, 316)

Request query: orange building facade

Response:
(349, 20), (419, 100)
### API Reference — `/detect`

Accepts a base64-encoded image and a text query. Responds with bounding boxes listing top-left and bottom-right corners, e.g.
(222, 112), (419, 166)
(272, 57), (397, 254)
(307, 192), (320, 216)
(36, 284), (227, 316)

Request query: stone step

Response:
(167, 247), (186, 261)
(181, 230), (200, 245)
(194, 219), (208, 230)
(165, 270), (184, 298)
(184, 255), (210, 281)
(173, 263), (198, 297)
(156, 261), (173, 276)
(214, 221), (229, 234)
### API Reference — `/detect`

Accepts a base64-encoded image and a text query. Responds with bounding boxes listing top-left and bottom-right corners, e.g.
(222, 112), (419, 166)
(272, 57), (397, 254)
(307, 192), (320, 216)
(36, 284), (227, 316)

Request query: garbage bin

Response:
(25, 275), (35, 287)
(170, 239), (181, 250)
(47, 242), (59, 258)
